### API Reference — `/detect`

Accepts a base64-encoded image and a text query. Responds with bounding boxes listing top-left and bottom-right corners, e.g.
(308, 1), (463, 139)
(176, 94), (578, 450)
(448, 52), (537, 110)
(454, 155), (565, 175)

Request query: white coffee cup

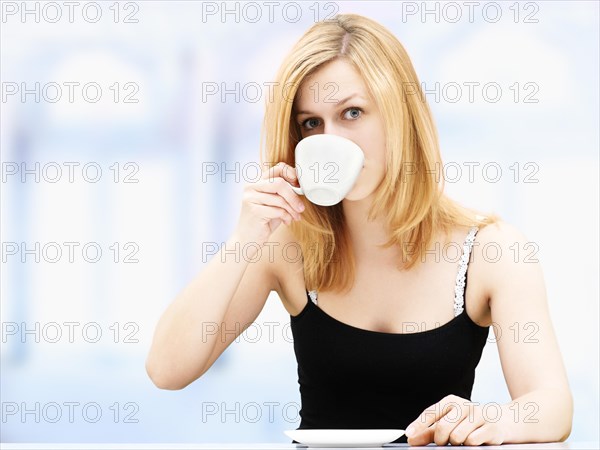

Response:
(286, 134), (365, 206)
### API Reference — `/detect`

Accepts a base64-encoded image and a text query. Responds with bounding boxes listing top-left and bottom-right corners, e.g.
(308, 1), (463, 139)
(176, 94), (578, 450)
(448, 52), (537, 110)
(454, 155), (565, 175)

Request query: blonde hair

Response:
(259, 13), (500, 294)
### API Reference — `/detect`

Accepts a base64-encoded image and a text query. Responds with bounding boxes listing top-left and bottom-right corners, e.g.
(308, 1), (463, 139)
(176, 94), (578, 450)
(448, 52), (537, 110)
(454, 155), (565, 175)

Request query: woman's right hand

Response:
(234, 162), (306, 247)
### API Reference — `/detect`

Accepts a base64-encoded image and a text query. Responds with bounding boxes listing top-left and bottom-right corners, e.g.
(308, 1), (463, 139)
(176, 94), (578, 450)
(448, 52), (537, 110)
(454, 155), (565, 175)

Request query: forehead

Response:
(294, 59), (369, 108)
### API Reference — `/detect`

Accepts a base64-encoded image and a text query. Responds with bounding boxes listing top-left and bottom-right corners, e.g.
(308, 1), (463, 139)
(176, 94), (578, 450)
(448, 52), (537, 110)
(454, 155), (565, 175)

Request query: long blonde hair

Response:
(260, 13), (500, 294)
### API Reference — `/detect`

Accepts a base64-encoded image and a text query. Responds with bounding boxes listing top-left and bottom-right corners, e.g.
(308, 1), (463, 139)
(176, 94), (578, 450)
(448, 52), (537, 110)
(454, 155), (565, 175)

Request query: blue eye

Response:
(344, 107), (362, 120)
(300, 118), (319, 130)
(300, 106), (363, 130)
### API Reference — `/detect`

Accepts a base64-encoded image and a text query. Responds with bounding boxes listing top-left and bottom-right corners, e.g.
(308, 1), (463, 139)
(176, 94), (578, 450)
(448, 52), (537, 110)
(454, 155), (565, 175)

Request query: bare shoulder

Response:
(476, 218), (529, 241)
(473, 219), (532, 260)
(472, 219), (536, 297)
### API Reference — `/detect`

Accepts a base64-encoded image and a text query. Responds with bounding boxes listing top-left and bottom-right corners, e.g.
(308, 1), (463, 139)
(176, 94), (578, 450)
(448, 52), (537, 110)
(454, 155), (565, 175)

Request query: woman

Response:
(146, 13), (573, 446)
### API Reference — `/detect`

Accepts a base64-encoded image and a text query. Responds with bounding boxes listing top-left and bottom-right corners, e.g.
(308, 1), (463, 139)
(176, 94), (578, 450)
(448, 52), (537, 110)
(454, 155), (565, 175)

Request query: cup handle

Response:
(286, 181), (304, 196)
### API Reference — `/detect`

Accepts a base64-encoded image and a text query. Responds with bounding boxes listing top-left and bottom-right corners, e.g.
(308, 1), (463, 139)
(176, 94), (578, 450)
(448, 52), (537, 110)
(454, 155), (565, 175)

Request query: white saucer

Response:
(284, 429), (405, 448)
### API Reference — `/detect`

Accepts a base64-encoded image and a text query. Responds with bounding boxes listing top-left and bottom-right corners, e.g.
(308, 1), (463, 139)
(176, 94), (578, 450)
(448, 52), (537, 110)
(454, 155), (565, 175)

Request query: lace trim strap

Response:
(308, 226), (479, 315)
(308, 289), (318, 305)
(453, 226), (479, 316)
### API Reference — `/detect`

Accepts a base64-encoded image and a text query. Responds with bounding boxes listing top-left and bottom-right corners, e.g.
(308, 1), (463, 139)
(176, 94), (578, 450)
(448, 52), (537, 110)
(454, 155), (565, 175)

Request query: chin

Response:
(343, 189), (370, 202)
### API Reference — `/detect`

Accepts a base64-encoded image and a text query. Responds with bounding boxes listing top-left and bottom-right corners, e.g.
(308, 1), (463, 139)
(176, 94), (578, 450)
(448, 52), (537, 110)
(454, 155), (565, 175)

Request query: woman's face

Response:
(292, 58), (387, 202)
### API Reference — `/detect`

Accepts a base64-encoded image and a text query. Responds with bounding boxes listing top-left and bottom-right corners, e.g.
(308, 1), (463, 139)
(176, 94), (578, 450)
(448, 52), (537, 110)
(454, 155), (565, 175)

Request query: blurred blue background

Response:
(1, 0), (598, 443)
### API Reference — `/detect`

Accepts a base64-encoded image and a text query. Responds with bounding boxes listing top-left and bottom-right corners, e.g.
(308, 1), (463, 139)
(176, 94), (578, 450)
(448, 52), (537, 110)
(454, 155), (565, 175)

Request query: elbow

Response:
(557, 415), (572, 442)
(148, 374), (186, 391)
(556, 388), (574, 442)
(558, 427), (572, 443)
(560, 394), (574, 442)
(145, 357), (196, 391)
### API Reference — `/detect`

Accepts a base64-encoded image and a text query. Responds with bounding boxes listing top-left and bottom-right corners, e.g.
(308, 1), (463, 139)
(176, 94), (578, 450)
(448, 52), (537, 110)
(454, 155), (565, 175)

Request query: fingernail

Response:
(405, 426), (415, 437)
(298, 203), (305, 211)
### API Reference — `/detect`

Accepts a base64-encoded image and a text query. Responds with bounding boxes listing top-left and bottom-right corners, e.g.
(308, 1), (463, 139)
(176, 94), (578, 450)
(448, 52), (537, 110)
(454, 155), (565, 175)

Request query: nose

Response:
(322, 122), (344, 139)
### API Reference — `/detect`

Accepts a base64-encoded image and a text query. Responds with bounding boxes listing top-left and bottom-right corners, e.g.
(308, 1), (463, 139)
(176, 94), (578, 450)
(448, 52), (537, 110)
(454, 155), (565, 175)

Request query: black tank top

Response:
(289, 226), (490, 444)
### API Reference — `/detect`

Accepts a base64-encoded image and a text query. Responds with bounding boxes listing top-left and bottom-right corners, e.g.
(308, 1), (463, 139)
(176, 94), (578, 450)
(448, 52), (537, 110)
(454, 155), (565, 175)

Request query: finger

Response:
(249, 191), (302, 221)
(253, 203), (295, 226)
(406, 395), (462, 436)
(463, 423), (497, 446)
(465, 419), (507, 446)
(406, 403), (441, 435)
(433, 404), (469, 446)
(261, 162), (298, 185)
(253, 178), (305, 216)
(448, 408), (486, 446)
(407, 422), (436, 447)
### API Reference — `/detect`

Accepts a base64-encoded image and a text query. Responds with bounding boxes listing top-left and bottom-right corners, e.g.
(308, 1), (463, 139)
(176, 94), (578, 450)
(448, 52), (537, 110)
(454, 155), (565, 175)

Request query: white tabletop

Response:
(1, 443), (598, 449)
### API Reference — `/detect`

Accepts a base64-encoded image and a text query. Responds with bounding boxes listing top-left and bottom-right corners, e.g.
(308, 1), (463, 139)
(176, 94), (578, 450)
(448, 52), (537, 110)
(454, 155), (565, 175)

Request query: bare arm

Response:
(145, 162), (304, 390)
(145, 231), (276, 390)
(487, 221), (573, 442)
(405, 220), (573, 445)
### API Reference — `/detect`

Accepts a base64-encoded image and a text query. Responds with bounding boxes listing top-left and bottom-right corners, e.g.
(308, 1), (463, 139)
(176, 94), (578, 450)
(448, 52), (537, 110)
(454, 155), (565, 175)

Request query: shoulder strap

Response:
(453, 226), (479, 316)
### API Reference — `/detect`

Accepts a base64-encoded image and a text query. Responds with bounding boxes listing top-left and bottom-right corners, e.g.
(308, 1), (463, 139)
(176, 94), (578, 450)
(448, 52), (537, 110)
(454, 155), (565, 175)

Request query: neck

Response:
(341, 193), (400, 267)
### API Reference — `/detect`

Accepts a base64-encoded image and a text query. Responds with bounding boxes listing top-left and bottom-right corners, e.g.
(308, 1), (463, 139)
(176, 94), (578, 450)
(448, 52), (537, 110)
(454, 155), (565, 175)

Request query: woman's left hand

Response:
(405, 394), (508, 446)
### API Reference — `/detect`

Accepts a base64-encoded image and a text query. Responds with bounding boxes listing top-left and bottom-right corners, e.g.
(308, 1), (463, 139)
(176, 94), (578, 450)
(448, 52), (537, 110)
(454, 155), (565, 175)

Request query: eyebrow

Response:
(294, 93), (365, 117)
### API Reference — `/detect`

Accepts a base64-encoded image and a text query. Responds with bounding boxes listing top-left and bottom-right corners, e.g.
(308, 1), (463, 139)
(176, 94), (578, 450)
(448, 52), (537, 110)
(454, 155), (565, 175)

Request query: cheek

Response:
(355, 128), (386, 162)
(363, 146), (387, 187)
(353, 124), (387, 171)
(360, 142), (387, 169)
